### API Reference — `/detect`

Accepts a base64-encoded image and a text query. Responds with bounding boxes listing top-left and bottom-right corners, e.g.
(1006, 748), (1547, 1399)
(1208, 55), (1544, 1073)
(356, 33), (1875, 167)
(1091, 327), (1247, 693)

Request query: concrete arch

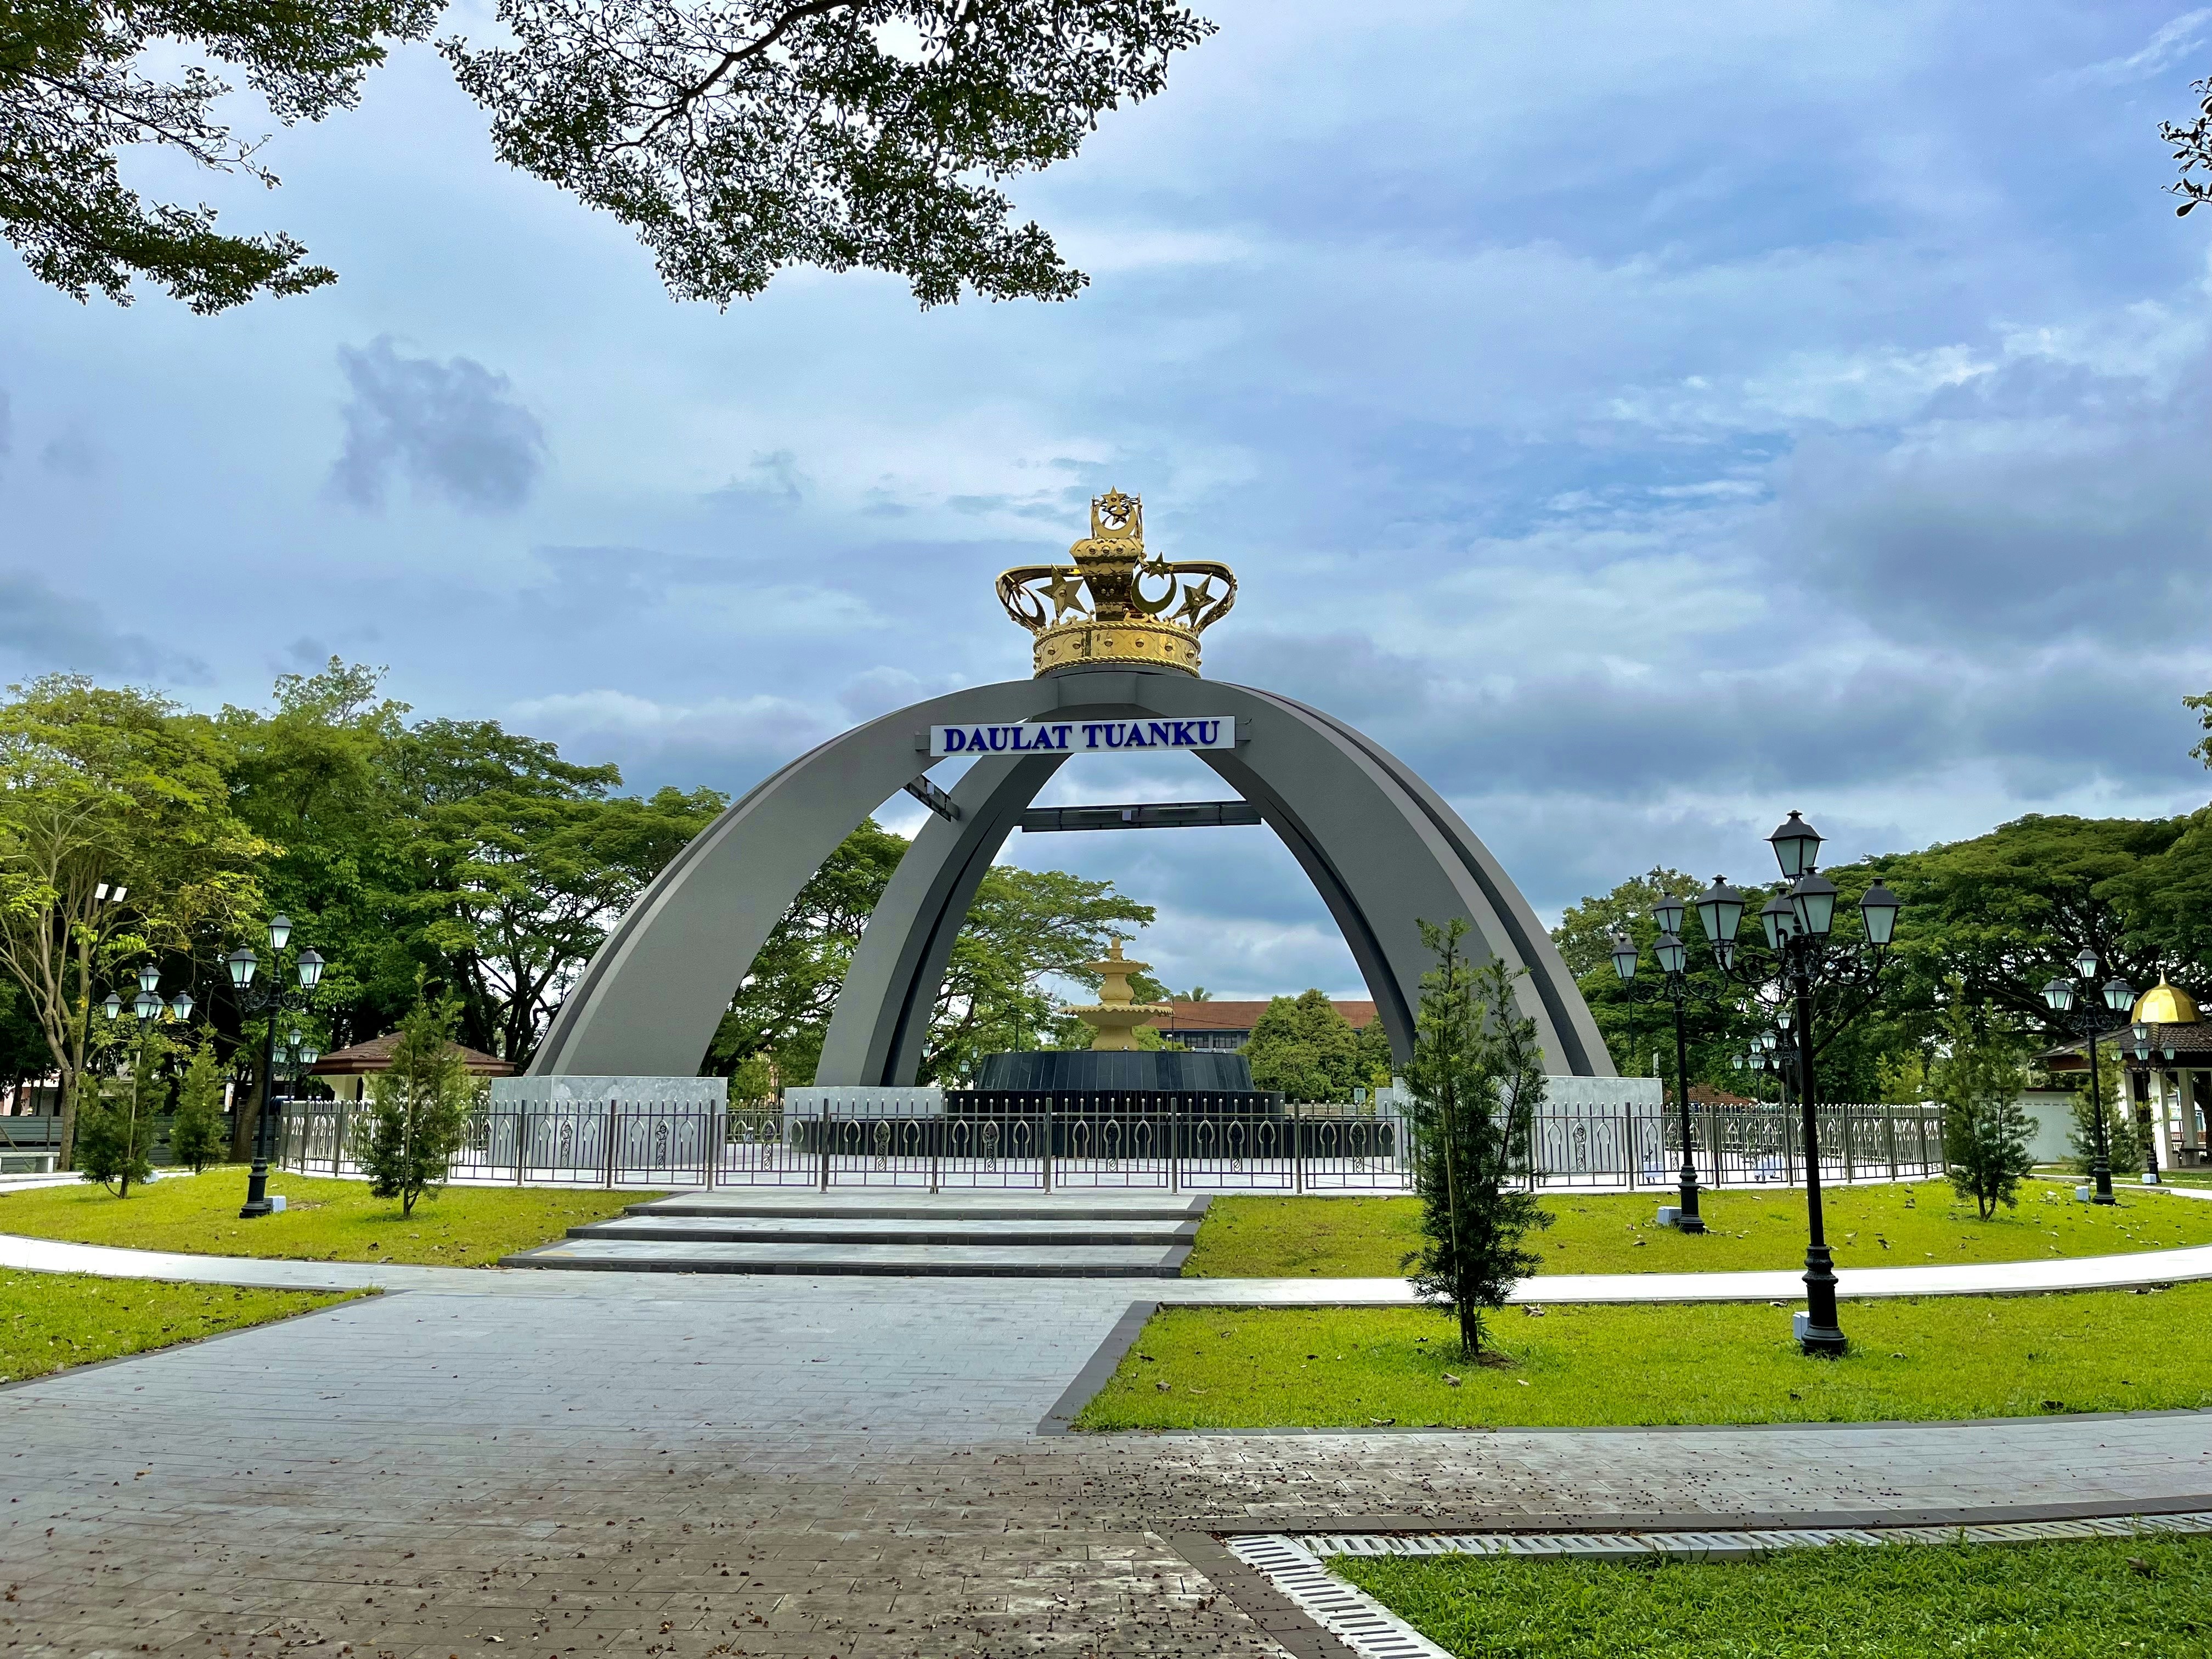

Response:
(815, 674), (1610, 1082)
(531, 668), (1610, 1080)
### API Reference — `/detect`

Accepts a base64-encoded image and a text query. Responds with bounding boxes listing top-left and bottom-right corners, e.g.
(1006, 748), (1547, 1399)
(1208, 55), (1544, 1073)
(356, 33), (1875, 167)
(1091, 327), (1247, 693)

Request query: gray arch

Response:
(815, 674), (1610, 1082)
(531, 664), (1608, 1080)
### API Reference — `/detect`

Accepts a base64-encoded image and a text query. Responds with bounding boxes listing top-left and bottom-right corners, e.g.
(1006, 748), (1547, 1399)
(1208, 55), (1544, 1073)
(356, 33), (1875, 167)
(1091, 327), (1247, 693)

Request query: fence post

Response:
(1622, 1104), (1634, 1189)
(1884, 1102), (1898, 1181)
(1842, 1104), (1855, 1184)
(1042, 1098), (1054, 1193)
(516, 1100), (528, 1185)
(1293, 1101), (1305, 1195)
(930, 1100), (941, 1195)
(603, 1097), (617, 1189)
(334, 1101), (348, 1177)
(819, 1102), (832, 1192)
(706, 1102), (720, 1191)
(1170, 1098), (1181, 1194)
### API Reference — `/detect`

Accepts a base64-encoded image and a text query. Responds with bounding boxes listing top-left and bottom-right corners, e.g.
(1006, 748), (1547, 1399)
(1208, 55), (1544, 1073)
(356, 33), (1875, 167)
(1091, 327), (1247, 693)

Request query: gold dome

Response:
(2132, 975), (2200, 1025)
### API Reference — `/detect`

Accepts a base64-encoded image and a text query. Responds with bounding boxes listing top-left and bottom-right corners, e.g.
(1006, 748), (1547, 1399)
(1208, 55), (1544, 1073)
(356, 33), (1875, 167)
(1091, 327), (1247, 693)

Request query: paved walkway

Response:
(9, 1199), (2212, 1655)
(8, 1225), (2212, 1302)
(4, 1272), (2209, 1657)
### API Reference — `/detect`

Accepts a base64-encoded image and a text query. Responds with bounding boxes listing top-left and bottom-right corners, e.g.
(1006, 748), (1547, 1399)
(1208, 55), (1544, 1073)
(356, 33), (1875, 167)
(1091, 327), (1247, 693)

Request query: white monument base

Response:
(490, 1076), (726, 1108)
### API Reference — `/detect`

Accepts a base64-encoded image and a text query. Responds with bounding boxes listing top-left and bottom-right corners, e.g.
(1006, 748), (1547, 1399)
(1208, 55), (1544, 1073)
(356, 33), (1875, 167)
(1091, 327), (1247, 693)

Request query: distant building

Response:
(2041, 976), (2210, 1171)
(1148, 998), (1378, 1052)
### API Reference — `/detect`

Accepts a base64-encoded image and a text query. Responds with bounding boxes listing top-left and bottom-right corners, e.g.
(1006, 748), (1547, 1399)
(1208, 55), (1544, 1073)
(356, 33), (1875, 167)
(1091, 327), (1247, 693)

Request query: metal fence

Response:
(274, 1095), (1945, 1194)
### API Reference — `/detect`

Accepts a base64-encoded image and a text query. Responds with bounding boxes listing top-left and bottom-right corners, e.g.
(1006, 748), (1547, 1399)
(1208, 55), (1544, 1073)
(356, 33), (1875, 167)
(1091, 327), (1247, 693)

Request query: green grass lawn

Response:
(1334, 1534), (2211, 1659)
(1, 1270), (363, 1385)
(0, 1168), (653, 1265)
(1070, 1284), (2212, 1430)
(1182, 1181), (2212, 1277)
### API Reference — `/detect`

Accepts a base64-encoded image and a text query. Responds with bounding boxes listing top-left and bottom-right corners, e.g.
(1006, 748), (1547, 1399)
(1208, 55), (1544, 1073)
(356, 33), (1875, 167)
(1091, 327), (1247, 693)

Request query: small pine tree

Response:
(2069, 1062), (2142, 1177)
(169, 1047), (228, 1174)
(1930, 988), (2034, 1220)
(1403, 919), (1552, 1359)
(78, 1035), (165, 1197)
(349, 998), (477, 1217)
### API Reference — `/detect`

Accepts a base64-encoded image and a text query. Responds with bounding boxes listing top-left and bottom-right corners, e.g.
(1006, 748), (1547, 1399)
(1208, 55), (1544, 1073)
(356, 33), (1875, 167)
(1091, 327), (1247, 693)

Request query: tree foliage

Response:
(350, 995), (476, 1216)
(76, 1026), (165, 1194)
(2164, 74), (2212, 217)
(1929, 984), (2033, 1220)
(445, 0), (1214, 308)
(168, 1044), (227, 1173)
(1242, 990), (1389, 1102)
(0, 0), (437, 310)
(1403, 920), (1550, 1361)
(3, 0), (1211, 311)
(0, 674), (263, 1165)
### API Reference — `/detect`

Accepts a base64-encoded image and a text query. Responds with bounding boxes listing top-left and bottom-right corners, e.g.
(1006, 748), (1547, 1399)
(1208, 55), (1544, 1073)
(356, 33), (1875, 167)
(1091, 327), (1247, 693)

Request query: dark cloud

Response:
(1770, 348), (2212, 651)
(329, 337), (545, 512)
(0, 571), (206, 682)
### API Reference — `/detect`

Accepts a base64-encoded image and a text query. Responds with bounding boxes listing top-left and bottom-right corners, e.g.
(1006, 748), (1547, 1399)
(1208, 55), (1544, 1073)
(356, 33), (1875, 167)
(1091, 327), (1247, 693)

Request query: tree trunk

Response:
(231, 1065), (266, 1163)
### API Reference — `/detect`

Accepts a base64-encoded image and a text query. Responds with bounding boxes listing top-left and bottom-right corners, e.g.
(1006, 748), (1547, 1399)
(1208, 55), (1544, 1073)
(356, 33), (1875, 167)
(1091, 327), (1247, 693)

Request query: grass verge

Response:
(1071, 1284), (2212, 1430)
(1182, 1181), (2212, 1277)
(0, 1168), (652, 1265)
(1, 1270), (363, 1385)
(1334, 1534), (2212, 1659)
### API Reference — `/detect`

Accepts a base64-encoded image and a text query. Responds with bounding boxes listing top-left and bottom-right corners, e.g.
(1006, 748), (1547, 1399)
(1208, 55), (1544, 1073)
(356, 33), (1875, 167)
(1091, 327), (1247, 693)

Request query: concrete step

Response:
(574, 1216), (1197, 1246)
(625, 1194), (1206, 1222)
(502, 1238), (1188, 1277)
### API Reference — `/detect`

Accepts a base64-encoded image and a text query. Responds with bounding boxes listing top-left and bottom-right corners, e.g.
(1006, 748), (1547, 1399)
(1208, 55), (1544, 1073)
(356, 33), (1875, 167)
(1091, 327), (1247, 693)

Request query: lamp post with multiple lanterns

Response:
(226, 916), (324, 1220)
(1618, 812), (1900, 1357)
(99, 962), (196, 1195)
(1608, 898), (1719, 1234)
(2038, 951), (2136, 1204)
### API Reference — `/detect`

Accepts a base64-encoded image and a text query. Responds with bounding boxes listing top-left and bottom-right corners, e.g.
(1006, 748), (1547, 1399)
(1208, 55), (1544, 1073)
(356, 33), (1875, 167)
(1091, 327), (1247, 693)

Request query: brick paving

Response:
(4, 1279), (2210, 1656)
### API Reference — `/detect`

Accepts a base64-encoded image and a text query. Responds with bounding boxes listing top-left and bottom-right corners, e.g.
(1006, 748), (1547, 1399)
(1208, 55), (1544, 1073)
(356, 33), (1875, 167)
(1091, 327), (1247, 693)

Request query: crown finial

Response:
(995, 491), (1237, 676)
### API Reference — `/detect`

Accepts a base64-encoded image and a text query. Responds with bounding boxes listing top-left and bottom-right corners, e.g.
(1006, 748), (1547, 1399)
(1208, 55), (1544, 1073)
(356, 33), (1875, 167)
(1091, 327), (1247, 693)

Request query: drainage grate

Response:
(1223, 1533), (1451, 1658)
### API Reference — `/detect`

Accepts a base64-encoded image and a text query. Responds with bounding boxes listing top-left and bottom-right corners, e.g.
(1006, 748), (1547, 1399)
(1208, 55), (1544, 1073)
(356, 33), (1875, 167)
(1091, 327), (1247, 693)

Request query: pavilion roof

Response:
(306, 1031), (517, 1077)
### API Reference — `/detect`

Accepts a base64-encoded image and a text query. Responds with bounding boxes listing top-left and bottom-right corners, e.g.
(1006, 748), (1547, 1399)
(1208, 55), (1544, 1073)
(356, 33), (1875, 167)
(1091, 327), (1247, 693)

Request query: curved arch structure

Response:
(530, 668), (1611, 1081)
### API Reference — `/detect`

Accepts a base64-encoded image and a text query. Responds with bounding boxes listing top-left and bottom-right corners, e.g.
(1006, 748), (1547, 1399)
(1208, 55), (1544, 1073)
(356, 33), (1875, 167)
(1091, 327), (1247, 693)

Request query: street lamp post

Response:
(1671, 812), (1901, 1358)
(2129, 1020), (2179, 1184)
(1608, 890), (1722, 1233)
(2039, 951), (2135, 1204)
(228, 916), (325, 1219)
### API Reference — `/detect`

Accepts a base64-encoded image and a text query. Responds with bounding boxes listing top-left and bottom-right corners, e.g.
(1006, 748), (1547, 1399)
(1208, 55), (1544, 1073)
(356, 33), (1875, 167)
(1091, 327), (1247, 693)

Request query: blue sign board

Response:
(929, 716), (1237, 759)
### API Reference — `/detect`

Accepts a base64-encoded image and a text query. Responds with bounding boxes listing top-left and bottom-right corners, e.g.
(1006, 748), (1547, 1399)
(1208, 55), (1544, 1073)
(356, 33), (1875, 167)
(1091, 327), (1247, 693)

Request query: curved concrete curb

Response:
(5, 1227), (2211, 1301)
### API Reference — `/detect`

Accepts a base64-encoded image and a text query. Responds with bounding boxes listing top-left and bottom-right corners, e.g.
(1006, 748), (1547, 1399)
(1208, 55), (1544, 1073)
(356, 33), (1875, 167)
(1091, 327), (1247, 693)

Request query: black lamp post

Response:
(1608, 885), (1733, 1233)
(99, 963), (196, 1196)
(1675, 812), (1901, 1358)
(2039, 950), (2134, 1204)
(228, 916), (325, 1219)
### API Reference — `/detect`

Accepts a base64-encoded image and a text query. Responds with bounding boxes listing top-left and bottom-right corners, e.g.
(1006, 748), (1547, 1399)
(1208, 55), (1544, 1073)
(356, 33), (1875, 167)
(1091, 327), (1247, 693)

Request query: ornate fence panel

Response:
(275, 1094), (1947, 1192)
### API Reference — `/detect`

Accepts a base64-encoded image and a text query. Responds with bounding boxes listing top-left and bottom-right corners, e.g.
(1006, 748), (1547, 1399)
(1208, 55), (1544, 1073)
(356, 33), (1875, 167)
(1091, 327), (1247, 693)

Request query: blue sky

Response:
(4, 2), (2210, 1001)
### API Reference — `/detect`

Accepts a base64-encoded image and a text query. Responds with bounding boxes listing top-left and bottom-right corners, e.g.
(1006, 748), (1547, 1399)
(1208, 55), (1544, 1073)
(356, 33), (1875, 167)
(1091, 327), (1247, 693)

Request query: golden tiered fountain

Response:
(1068, 940), (1173, 1052)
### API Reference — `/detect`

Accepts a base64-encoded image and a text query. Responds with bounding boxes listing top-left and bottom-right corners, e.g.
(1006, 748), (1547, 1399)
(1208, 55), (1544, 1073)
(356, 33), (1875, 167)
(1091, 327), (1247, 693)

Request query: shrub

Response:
(1932, 986), (2035, 1220)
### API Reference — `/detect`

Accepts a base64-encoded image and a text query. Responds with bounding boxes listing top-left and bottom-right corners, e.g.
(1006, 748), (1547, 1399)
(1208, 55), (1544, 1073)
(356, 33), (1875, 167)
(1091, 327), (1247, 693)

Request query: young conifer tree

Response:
(78, 1033), (164, 1196)
(1931, 984), (2035, 1220)
(1403, 919), (1551, 1359)
(351, 996), (477, 1218)
(169, 1047), (229, 1174)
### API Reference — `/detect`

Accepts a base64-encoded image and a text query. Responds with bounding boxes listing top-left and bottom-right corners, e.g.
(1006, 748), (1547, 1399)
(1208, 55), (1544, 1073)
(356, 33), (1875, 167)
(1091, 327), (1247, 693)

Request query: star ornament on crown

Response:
(996, 490), (1238, 678)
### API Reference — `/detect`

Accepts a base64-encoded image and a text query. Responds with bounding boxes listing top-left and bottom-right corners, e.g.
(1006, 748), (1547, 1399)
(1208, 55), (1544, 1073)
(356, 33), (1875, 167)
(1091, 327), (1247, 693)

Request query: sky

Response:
(4, 2), (2210, 1003)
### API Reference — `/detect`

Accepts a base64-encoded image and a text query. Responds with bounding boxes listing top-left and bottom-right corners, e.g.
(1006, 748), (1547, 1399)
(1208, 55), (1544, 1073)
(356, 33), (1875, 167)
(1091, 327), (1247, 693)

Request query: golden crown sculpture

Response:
(996, 490), (1237, 677)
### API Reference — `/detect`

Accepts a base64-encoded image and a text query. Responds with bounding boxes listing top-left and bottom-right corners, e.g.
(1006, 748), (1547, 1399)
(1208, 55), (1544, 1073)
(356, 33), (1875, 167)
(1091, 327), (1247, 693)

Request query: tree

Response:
(76, 1027), (165, 1195)
(0, 676), (263, 1167)
(2069, 1064), (2142, 1180)
(1403, 920), (1550, 1361)
(446, 0), (1215, 308)
(392, 719), (726, 1065)
(168, 1045), (227, 1173)
(1243, 990), (1361, 1102)
(1929, 984), (2033, 1220)
(1, 0), (437, 311)
(709, 819), (907, 1086)
(2164, 74), (2212, 217)
(9, 1), (1212, 312)
(350, 996), (476, 1217)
